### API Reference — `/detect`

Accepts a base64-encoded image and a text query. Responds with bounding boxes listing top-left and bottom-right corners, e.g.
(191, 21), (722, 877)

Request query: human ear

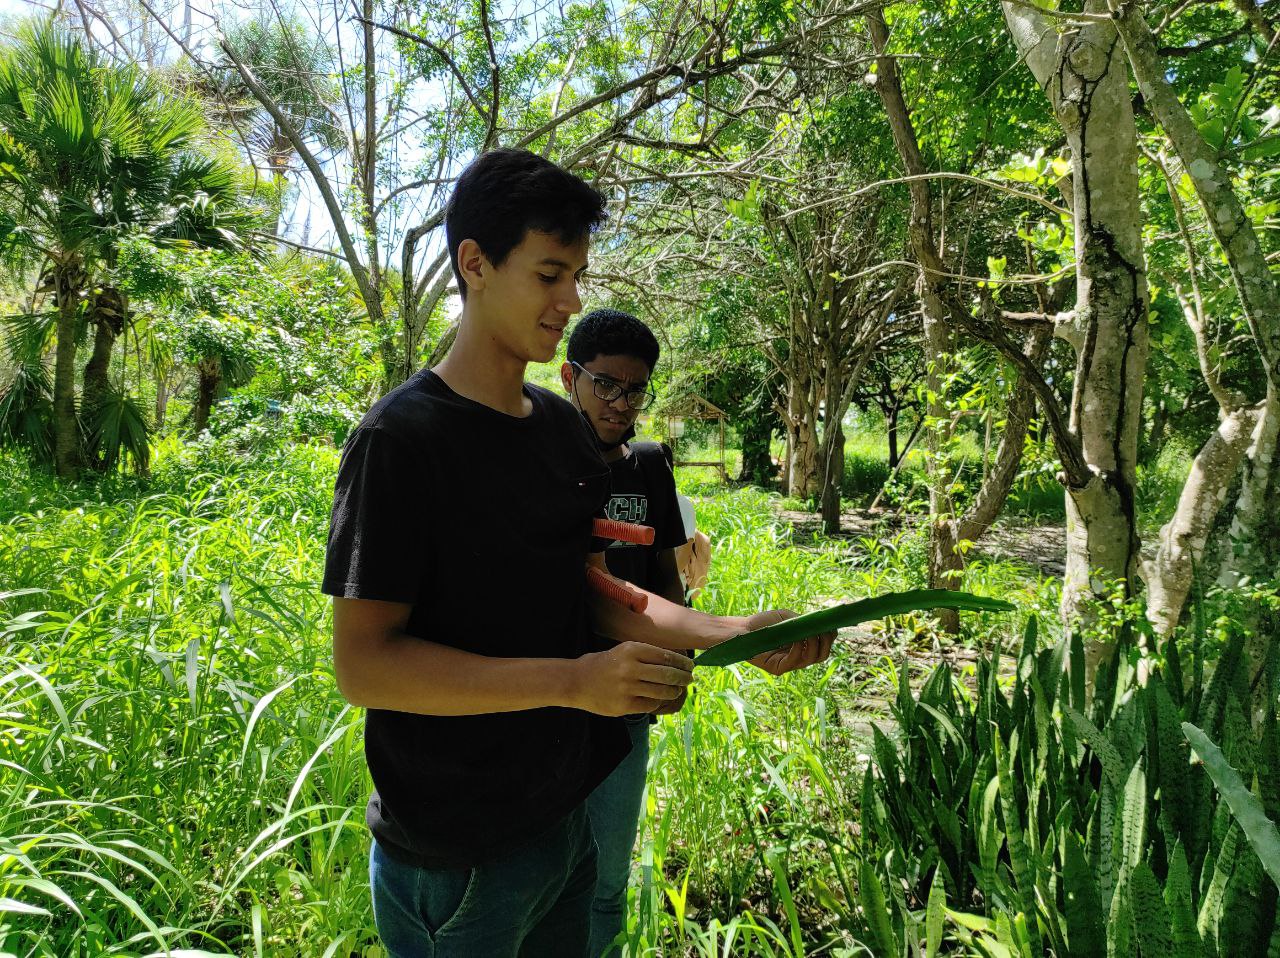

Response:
(456, 239), (487, 294)
(560, 362), (575, 395)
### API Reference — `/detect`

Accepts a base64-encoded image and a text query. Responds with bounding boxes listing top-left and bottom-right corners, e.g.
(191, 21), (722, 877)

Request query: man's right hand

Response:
(570, 642), (694, 716)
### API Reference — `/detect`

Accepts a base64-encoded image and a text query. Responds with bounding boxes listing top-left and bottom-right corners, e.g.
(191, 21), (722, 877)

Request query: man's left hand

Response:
(744, 609), (836, 676)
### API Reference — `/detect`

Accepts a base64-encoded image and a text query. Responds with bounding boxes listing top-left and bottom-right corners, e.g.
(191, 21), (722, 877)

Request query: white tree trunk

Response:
(1109, 3), (1280, 648)
(1004, 2), (1150, 656)
(1218, 391), (1280, 588)
(1142, 403), (1263, 635)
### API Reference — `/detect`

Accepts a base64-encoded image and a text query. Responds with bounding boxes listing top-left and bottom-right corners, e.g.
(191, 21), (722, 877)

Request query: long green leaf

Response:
(1061, 830), (1105, 958)
(858, 859), (898, 957)
(695, 589), (1014, 667)
(1131, 860), (1176, 958)
(1163, 841), (1202, 958)
(1184, 722), (1280, 891)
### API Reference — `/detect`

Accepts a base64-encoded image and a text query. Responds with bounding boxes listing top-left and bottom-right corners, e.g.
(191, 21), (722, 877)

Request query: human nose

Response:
(558, 279), (582, 316)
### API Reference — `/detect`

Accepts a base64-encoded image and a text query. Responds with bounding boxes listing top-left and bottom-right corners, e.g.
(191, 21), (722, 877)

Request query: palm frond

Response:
(2, 309), (56, 363)
(0, 357), (53, 460)
(83, 387), (150, 474)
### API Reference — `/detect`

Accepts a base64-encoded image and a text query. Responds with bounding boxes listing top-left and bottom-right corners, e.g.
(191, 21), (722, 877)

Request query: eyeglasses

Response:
(571, 361), (656, 410)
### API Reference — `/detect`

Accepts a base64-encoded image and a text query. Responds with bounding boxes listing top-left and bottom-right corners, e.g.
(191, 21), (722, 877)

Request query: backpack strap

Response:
(629, 441), (694, 540)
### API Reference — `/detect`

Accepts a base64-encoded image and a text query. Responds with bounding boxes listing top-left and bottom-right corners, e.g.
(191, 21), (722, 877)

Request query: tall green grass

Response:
(2, 443), (1035, 955)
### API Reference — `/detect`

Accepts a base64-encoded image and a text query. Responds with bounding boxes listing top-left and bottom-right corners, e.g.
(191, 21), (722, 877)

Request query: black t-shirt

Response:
(601, 442), (687, 591)
(321, 369), (630, 869)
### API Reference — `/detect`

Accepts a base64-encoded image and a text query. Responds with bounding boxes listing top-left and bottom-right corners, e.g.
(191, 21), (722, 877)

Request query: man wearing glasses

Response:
(560, 309), (688, 957)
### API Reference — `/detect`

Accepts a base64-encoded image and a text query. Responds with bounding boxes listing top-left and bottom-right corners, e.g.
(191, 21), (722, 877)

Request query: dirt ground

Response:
(770, 504), (1058, 741)
(775, 505), (1067, 578)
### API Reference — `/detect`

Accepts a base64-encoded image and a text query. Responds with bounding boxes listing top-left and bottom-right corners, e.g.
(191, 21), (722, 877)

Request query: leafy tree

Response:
(0, 18), (260, 476)
(209, 17), (344, 237)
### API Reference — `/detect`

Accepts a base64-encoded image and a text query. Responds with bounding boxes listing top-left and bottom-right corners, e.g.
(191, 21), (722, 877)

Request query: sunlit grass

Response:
(2, 442), (1038, 956)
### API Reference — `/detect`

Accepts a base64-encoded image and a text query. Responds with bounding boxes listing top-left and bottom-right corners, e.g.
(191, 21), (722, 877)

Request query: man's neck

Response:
(432, 309), (531, 417)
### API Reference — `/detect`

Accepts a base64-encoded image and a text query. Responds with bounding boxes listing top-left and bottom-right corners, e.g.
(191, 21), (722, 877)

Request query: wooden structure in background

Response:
(665, 393), (728, 483)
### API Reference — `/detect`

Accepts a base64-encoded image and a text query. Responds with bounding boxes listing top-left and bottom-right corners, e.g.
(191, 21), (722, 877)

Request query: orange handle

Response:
(592, 518), (655, 546)
(586, 565), (649, 614)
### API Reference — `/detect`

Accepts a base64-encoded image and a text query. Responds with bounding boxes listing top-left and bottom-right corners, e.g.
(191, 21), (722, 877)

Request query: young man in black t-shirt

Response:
(560, 309), (689, 958)
(322, 149), (834, 958)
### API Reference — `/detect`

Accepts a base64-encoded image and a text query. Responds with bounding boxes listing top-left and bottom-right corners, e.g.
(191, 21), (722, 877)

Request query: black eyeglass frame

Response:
(570, 361), (656, 411)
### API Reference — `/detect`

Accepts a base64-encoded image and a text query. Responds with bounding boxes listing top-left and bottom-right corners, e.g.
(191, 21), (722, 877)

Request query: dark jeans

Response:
(368, 803), (598, 957)
(586, 715), (650, 958)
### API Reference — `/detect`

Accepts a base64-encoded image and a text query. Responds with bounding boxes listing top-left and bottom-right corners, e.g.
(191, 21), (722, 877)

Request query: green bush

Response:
(857, 611), (1280, 956)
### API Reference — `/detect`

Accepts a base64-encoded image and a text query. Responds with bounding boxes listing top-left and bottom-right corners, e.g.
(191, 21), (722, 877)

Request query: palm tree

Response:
(210, 17), (344, 237)
(0, 19), (259, 476)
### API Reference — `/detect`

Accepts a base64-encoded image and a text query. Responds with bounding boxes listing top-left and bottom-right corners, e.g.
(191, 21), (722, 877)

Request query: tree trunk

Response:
(155, 371), (169, 431)
(820, 423), (846, 534)
(52, 261), (84, 479)
(1143, 402), (1263, 635)
(739, 417), (774, 485)
(887, 403), (900, 470)
(82, 286), (127, 421)
(867, 10), (965, 633)
(922, 309), (961, 633)
(193, 357), (221, 436)
(786, 375), (820, 498)
(1217, 391), (1280, 698)
(1004, 1), (1149, 666)
(1110, 1), (1280, 662)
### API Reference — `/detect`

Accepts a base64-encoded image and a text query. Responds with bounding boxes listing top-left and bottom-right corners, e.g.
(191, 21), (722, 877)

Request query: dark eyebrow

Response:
(594, 371), (650, 390)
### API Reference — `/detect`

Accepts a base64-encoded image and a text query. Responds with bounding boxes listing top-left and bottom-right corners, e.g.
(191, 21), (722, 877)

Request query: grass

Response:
(1, 437), (1039, 956)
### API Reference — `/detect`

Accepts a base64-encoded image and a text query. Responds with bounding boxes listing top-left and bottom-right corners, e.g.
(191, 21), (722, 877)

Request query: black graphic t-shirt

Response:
(602, 442), (687, 590)
(321, 369), (629, 869)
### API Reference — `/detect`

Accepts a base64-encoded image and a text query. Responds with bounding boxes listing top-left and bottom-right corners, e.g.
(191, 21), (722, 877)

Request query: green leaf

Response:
(1063, 706), (1126, 792)
(1198, 819), (1240, 943)
(1062, 830), (1105, 958)
(695, 589), (1014, 666)
(926, 867), (945, 958)
(995, 735), (1042, 955)
(1121, 763), (1148, 874)
(1131, 860), (1176, 958)
(1163, 841), (1202, 958)
(1184, 722), (1280, 891)
(859, 859), (898, 956)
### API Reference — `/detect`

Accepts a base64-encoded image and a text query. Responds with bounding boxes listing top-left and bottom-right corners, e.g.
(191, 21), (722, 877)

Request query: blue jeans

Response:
(368, 803), (598, 957)
(586, 716), (650, 958)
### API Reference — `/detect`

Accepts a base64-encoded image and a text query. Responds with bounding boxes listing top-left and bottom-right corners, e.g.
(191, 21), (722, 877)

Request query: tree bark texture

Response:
(1143, 402), (1264, 635)
(820, 423), (846, 534)
(82, 286), (127, 415)
(1109, 1), (1280, 641)
(1004, 2), (1150, 665)
(193, 357), (221, 436)
(52, 261), (85, 478)
(787, 377), (821, 498)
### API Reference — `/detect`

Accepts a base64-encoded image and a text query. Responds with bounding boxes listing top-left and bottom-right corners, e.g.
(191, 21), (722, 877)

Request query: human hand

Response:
(571, 642), (694, 716)
(651, 685), (688, 716)
(743, 609), (836, 676)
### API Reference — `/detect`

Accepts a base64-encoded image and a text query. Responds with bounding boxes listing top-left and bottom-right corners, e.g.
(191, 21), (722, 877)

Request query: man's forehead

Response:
(586, 355), (651, 386)
(519, 230), (589, 270)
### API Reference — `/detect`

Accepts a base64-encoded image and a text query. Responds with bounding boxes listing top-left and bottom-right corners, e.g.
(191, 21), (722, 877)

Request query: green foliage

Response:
(857, 610), (1280, 958)
(1184, 722), (1280, 892)
(82, 387), (151, 473)
(0, 18), (265, 473)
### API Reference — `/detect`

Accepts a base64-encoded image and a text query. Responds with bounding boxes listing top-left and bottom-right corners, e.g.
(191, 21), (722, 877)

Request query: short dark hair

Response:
(567, 308), (660, 374)
(445, 149), (607, 299)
